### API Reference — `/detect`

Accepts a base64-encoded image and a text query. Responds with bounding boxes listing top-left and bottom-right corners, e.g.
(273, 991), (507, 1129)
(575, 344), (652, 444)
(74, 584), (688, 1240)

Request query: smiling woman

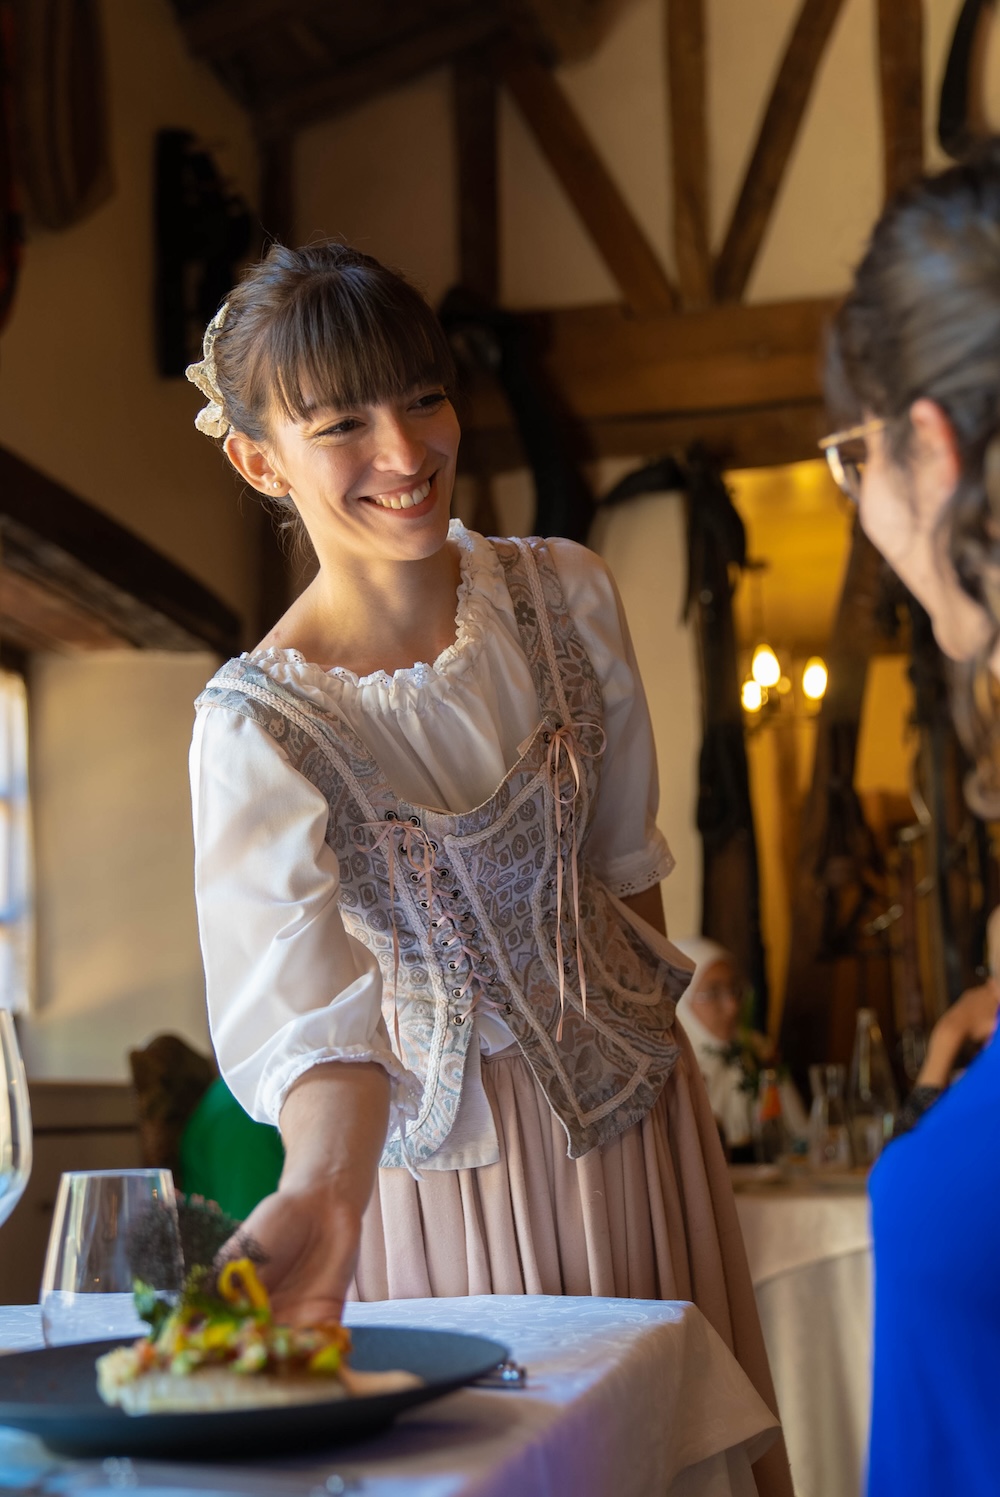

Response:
(183, 240), (792, 1496)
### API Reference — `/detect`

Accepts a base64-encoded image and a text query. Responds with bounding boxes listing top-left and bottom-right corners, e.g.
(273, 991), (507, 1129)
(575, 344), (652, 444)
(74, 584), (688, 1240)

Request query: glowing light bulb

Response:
(751, 644), (781, 688)
(741, 678), (763, 713)
(802, 657), (828, 700)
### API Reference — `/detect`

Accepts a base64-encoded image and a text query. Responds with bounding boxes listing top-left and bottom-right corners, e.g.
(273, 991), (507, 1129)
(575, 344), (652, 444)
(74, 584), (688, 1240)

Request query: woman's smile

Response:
(362, 475), (435, 512)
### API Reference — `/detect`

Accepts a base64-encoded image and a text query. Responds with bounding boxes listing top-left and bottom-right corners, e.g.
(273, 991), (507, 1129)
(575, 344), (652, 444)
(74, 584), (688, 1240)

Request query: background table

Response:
(733, 1174), (872, 1497)
(0, 1294), (779, 1497)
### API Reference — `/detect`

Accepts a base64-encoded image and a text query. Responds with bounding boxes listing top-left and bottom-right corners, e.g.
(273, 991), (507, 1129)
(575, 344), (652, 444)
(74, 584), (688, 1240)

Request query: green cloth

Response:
(179, 1077), (284, 1220)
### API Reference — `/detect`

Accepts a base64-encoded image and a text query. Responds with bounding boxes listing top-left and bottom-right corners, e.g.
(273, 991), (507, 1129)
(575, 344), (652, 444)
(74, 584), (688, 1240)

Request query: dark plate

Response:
(0, 1326), (508, 1458)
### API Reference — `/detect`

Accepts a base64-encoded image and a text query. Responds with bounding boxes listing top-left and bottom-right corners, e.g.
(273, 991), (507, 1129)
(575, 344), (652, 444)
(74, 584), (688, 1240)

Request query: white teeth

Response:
(370, 479), (432, 510)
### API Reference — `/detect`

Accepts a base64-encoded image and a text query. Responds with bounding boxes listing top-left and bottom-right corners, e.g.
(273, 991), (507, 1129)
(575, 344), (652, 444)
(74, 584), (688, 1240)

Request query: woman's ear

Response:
(909, 398), (961, 516)
(224, 432), (287, 497)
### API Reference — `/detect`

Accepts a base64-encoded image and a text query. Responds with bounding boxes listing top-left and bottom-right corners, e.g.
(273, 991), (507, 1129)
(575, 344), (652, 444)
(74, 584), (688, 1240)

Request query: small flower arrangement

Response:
(712, 992), (787, 1096)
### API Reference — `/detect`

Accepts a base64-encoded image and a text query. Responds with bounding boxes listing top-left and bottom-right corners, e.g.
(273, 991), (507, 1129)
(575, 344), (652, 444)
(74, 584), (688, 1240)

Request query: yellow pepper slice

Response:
(217, 1258), (270, 1313)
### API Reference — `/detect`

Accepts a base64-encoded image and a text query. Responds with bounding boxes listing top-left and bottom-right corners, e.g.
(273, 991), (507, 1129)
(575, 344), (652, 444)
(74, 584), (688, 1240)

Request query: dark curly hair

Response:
(827, 139), (1000, 810)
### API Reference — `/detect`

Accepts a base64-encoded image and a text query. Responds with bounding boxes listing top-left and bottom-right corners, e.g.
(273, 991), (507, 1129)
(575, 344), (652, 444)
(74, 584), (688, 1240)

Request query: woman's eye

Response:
(317, 418), (361, 437)
(413, 391), (447, 413)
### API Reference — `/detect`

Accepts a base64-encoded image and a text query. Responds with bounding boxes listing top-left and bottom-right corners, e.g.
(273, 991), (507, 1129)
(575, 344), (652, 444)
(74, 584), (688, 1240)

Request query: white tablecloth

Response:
(734, 1178), (873, 1497)
(0, 1295), (779, 1497)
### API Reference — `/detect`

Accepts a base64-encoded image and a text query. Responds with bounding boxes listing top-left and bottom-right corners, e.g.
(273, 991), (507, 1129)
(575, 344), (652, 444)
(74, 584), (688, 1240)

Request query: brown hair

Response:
(827, 139), (1000, 807)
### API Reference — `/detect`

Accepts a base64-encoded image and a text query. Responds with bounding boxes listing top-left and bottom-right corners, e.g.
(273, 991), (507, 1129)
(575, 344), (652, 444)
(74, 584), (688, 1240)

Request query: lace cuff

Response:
(595, 832), (676, 899)
(890, 1083), (944, 1141)
(257, 1044), (423, 1133)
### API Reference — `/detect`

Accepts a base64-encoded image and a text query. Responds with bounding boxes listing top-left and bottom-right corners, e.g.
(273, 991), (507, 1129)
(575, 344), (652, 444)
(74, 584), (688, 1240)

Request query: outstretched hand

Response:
(918, 978), (1000, 1089)
(223, 1181), (362, 1326)
(214, 1059), (390, 1325)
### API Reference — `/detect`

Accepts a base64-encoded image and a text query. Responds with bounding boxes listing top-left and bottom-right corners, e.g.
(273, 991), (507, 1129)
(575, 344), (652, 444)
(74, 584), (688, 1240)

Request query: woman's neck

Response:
(259, 539), (463, 678)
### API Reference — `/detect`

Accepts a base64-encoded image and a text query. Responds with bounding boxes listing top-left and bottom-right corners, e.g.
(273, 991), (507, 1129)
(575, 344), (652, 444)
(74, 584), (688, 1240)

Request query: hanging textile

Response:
(0, 0), (22, 333)
(12, 0), (112, 231)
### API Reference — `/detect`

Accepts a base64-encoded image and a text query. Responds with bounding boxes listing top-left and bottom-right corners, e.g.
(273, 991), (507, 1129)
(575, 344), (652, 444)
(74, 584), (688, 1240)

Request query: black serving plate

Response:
(0, 1326), (507, 1458)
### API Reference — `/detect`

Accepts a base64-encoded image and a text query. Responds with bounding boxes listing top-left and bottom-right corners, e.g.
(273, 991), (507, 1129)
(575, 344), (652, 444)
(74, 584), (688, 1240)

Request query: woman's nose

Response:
(372, 411), (425, 474)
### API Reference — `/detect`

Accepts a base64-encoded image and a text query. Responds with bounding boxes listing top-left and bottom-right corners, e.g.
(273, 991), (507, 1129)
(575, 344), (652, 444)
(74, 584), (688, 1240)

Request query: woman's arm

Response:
(233, 1061), (390, 1325)
(621, 883), (666, 935)
(915, 979), (1000, 1087)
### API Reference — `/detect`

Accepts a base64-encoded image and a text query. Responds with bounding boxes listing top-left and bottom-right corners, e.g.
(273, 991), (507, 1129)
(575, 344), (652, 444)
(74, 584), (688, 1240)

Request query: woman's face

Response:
(261, 384), (460, 568)
(858, 403), (994, 661)
(691, 960), (744, 1043)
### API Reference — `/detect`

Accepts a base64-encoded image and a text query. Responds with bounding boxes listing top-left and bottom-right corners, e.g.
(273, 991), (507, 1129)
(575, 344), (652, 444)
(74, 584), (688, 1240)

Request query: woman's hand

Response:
(229, 1181), (362, 1326)
(220, 1059), (390, 1325)
(917, 978), (1000, 1089)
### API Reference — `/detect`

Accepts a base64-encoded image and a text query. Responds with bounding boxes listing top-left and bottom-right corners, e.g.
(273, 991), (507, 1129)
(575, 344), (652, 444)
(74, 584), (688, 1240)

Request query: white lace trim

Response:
(265, 1045), (423, 1131)
(245, 521), (495, 708)
(597, 836), (676, 900)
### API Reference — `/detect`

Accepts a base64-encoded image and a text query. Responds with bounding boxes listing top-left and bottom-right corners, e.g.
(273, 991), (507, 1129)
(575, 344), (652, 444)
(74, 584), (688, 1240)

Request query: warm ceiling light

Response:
(777, 675), (792, 695)
(751, 644), (781, 688)
(741, 678), (763, 713)
(802, 657), (828, 700)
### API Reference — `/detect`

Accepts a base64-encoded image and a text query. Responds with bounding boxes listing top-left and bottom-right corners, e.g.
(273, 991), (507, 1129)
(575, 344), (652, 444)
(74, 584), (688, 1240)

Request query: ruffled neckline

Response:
(245, 520), (497, 704)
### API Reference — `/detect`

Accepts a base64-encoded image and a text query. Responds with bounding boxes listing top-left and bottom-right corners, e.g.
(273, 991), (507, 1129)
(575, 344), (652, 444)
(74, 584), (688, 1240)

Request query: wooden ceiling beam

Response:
(714, 0), (847, 303)
(180, 0), (328, 57)
(461, 296), (835, 423)
(453, 47), (500, 301)
(878, 0), (924, 198)
(666, 0), (711, 308)
(254, 13), (504, 138)
(501, 45), (678, 314)
(459, 397), (828, 475)
(456, 296), (835, 471)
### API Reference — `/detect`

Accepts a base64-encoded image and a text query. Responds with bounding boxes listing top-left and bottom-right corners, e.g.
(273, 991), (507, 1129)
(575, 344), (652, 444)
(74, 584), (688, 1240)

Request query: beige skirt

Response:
(354, 1026), (792, 1497)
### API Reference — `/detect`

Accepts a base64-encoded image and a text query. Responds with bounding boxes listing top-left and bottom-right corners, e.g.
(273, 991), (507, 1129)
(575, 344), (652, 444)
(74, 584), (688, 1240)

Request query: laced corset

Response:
(197, 537), (688, 1167)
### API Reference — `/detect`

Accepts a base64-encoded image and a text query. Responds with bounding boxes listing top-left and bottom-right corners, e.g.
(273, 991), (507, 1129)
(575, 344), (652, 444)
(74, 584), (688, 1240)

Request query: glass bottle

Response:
(752, 1068), (788, 1164)
(807, 1062), (853, 1170)
(847, 1008), (899, 1166)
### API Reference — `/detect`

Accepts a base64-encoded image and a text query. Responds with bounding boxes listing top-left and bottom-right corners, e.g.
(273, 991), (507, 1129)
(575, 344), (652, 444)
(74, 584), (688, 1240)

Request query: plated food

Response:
(96, 1258), (421, 1414)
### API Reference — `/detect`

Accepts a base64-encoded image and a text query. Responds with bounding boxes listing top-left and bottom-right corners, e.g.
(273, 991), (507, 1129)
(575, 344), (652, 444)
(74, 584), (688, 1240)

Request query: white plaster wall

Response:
(590, 490), (701, 942)
(19, 652), (216, 1080)
(0, 0), (261, 625)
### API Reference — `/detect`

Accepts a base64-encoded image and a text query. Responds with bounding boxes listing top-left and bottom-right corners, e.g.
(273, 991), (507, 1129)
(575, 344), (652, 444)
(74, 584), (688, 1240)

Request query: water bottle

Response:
(752, 1068), (788, 1164)
(807, 1062), (853, 1170)
(847, 1008), (899, 1165)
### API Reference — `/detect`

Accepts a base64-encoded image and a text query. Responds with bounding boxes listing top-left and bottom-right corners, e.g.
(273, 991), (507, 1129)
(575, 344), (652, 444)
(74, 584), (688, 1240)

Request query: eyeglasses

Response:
(697, 981), (748, 1007)
(818, 418), (886, 504)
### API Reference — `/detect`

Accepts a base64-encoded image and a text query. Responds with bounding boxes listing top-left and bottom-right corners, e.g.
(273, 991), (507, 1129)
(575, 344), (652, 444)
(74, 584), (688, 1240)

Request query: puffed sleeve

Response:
(189, 705), (422, 1131)
(548, 538), (675, 897)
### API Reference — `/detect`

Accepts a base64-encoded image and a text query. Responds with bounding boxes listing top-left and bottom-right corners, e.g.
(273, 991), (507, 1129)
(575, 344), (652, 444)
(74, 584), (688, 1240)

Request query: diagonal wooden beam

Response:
(501, 45), (677, 313)
(666, 0), (711, 307)
(452, 47), (500, 301)
(878, 0), (924, 198)
(254, 13), (503, 137)
(714, 0), (847, 303)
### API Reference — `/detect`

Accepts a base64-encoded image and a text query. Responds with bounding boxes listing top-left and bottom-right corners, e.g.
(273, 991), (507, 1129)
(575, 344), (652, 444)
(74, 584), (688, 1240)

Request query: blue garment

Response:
(868, 1028), (1000, 1495)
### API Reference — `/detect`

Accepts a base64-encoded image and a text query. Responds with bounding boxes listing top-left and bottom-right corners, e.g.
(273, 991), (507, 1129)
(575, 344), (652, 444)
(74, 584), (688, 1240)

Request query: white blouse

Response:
(190, 522), (675, 1166)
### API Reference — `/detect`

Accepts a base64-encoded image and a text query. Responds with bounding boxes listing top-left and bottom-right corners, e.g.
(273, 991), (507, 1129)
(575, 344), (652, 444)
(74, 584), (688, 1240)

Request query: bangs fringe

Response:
(257, 269), (455, 424)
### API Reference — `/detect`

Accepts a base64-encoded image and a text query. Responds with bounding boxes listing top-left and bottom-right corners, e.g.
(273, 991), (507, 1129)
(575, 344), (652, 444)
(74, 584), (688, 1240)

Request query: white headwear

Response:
(185, 303), (231, 439)
(670, 937), (733, 1023)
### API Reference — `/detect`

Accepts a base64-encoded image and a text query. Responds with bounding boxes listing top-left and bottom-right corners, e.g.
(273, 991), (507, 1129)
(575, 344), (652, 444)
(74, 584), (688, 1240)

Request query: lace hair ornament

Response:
(185, 303), (230, 438)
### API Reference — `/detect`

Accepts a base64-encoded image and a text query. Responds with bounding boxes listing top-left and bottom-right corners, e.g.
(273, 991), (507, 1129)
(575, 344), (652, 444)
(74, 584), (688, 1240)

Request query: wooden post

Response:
(666, 0), (711, 308)
(452, 47), (500, 301)
(877, 0), (924, 199)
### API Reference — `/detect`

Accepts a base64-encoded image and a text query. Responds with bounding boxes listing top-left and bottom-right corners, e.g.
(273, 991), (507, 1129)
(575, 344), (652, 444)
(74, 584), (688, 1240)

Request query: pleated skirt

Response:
(353, 1024), (792, 1497)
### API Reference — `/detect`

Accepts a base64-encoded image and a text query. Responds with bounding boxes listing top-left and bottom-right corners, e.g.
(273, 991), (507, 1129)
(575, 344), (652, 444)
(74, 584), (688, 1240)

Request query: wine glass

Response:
(40, 1169), (183, 1345)
(0, 1006), (32, 1229)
